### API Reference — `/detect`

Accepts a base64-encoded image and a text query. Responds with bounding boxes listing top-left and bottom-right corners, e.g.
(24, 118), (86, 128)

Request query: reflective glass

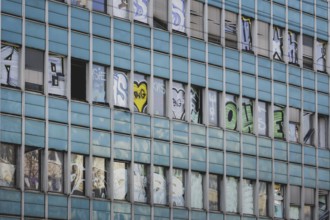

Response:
(191, 172), (203, 209)
(48, 151), (64, 192)
(134, 163), (148, 202)
(153, 166), (167, 204)
(92, 157), (106, 198)
(24, 148), (40, 190)
(172, 168), (185, 206)
(71, 154), (85, 195)
(0, 144), (16, 187)
(113, 162), (128, 200)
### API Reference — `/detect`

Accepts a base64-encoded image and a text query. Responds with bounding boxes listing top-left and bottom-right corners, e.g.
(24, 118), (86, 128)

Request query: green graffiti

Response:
(242, 103), (253, 133)
(274, 110), (284, 139)
(226, 101), (237, 130)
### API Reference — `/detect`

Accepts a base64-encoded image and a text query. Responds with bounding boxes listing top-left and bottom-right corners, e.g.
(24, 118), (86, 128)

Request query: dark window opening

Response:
(154, 0), (168, 30)
(25, 48), (44, 92)
(71, 59), (86, 101)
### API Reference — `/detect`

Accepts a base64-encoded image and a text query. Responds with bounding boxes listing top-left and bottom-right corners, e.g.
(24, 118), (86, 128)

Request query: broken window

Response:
(25, 48), (44, 92)
(172, 168), (185, 206)
(48, 55), (65, 96)
(24, 147), (40, 190)
(288, 31), (299, 65)
(209, 174), (220, 210)
(304, 188), (315, 220)
(318, 115), (328, 149)
(0, 143), (16, 187)
(274, 106), (285, 139)
(190, 0), (204, 39)
(133, 0), (149, 23)
(134, 74), (148, 113)
(93, 0), (106, 12)
(242, 98), (254, 133)
(92, 157), (107, 198)
(134, 163), (148, 203)
(274, 183), (285, 218)
(153, 77), (166, 116)
(225, 11), (238, 49)
(172, 82), (185, 120)
(1, 45), (20, 87)
(319, 190), (328, 219)
(154, 0), (168, 30)
(113, 70), (129, 108)
(208, 90), (220, 127)
(71, 154), (85, 195)
(191, 171), (203, 209)
(48, 151), (64, 193)
(242, 179), (254, 214)
(258, 101), (268, 136)
(257, 21), (269, 57)
(93, 64), (107, 103)
(113, 0), (129, 19)
(289, 107), (300, 143)
(153, 166), (167, 204)
(303, 112), (314, 145)
(190, 86), (202, 124)
(113, 161), (128, 200)
(226, 177), (238, 212)
(290, 185), (301, 220)
(273, 26), (284, 61)
(316, 40), (327, 72)
(70, 0), (87, 7)
(71, 59), (86, 101)
(303, 35), (314, 69)
(208, 6), (221, 44)
(241, 16), (253, 51)
(172, 0), (186, 33)
(259, 181), (268, 216)
(225, 94), (238, 130)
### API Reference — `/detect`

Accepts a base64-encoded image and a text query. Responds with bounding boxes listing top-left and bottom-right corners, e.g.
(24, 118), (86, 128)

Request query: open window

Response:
(133, 163), (148, 203)
(25, 48), (44, 92)
(226, 176), (238, 213)
(303, 35), (314, 69)
(209, 174), (220, 211)
(153, 166), (167, 204)
(93, 0), (106, 12)
(48, 151), (64, 193)
(133, 0), (148, 23)
(113, 161), (129, 200)
(24, 147), (41, 190)
(225, 11), (238, 49)
(258, 21), (269, 57)
(288, 31), (299, 65)
(259, 182), (268, 216)
(258, 101), (268, 136)
(153, 77), (166, 116)
(0, 143), (17, 187)
(289, 107), (300, 143)
(241, 16), (253, 51)
(208, 6), (221, 44)
(225, 94), (238, 130)
(242, 179), (254, 215)
(48, 55), (65, 96)
(242, 98), (254, 133)
(190, 86), (202, 124)
(274, 105), (285, 139)
(290, 185), (301, 220)
(172, 168), (185, 207)
(190, 0), (204, 39)
(273, 26), (284, 61)
(172, 82), (185, 120)
(191, 171), (203, 209)
(303, 111), (314, 145)
(113, 70), (129, 108)
(316, 40), (327, 72)
(172, 0), (186, 33)
(92, 157), (107, 198)
(93, 64), (107, 103)
(304, 188), (315, 220)
(274, 183), (285, 218)
(318, 115), (329, 149)
(71, 154), (85, 195)
(71, 59), (86, 101)
(153, 0), (168, 30)
(134, 74), (148, 113)
(113, 0), (129, 19)
(1, 44), (20, 87)
(208, 90), (220, 127)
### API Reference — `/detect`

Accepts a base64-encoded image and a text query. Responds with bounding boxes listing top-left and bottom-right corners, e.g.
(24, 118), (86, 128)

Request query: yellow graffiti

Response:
(134, 81), (148, 112)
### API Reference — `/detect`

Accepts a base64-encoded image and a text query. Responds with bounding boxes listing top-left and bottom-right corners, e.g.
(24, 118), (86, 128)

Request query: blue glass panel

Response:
(1, 0), (22, 16)
(134, 48), (151, 74)
(190, 61), (206, 87)
(1, 15), (22, 44)
(71, 7), (89, 33)
(26, 0), (45, 22)
(114, 42), (131, 70)
(93, 37), (111, 65)
(71, 32), (90, 60)
(173, 57), (188, 83)
(154, 52), (170, 79)
(49, 123), (68, 151)
(48, 1), (68, 27)
(25, 21), (45, 50)
(0, 88), (21, 115)
(191, 147), (206, 171)
(92, 12), (110, 38)
(135, 24), (151, 49)
(154, 29), (169, 53)
(49, 27), (68, 55)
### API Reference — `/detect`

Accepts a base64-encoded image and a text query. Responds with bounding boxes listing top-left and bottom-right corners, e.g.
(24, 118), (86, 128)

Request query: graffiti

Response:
(92, 158), (106, 198)
(258, 103), (267, 135)
(48, 56), (65, 96)
(113, 71), (129, 108)
(288, 123), (299, 142)
(172, 87), (185, 120)
(274, 184), (284, 218)
(71, 154), (85, 195)
(273, 27), (283, 61)
(134, 164), (147, 202)
(226, 101), (237, 130)
(225, 18), (237, 34)
(48, 151), (63, 192)
(153, 79), (166, 94)
(190, 87), (201, 123)
(274, 109), (284, 139)
(208, 91), (218, 125)
(0, 144), (16, 187)
(113, 0), (129, 18)
(134, 80), (148, 113)
(288, 31), (298, 64)
(241, 17), (252, 51)
(153, 78), (166, 116)
(134, 0), (148, 23)
(316, 41), (326, 72)
(242, 102), (254, 133)
(303, 112), (314, 144)
(172, 0), (185, 32)
(93, 65), (107, 103)
(172, 169), (184, 206)
(1, 45), (19, 87)
(153, 166), (167, 204)
(113, 162), (128, 200)
(24, 149), (40, 190)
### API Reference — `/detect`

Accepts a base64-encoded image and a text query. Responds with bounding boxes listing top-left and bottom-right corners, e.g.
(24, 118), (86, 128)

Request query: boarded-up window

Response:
(1, 45), (20, 87)
(24, 148), (40, 190)
(288, 31), (299, 65)
(209, 174), (220, 210)
(92, 157), (106, 198)
(274, 183), (284, 218)
(303, 112), (314, 145)
(134, 74), (148, 113)
(48, 151), (64, 193)
(153, 78), (166, 116)
(71, 154), (85, 195)
(258, 101), (268, 136)
(0, 143), (16, 187)
(190, 0), (204, 39)
(259, 182), (268, 216)
(113, 70), (129, 108)
(289, 108), (300, 142)
(172, 168), (185, 206)
(208, 6), (221, 44)
(242, 98), (254, 133)
(225, 94), (238, 130)
(191, 86), (202, 124)
(208, 90), (220, 126)
(273, 26), (284, 61)
(316, 41), (327, 72)
(134, 0), (149, 23)
(274, 106), (285, 139)
(172, 0), (186, 33)
(242, 179), (254, 214)
(48, 55), (65, 96)
(225, 11), (237, 49)
(226, 177), (238, 212)
(93, 64), (107, 103)
(241, 16), (253, 51)
(172, 82), (185, 120)
(113, 0), (129, 19)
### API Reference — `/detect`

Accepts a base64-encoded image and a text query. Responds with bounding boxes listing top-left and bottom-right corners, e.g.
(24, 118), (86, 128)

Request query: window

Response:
(153, 166), (167, 204)
(225, 11), (238, 49)
(133, 0), (148, 23)
(93, 0), (106, 12)
(134, 74), (148, 113)
(133, 163), (148, 203)
(24, 147), (41, 190)
(48, 55), (65, 96)
(318, 115), (328, 149)
(290, 185), (301, 220)
(226, 177), (238, 213)
(48, 151), (64, 193)
(153, 78), (166, 116)
(259, 182), (268, 216)
(208, 90), (220, 126)
(190, 86), (202, 124)
(242, 98), (254, 133)
(242, 179), (254, 214)
(154, 0), (168, 30)
(172, 0), (186, 33)
(172, 82), (185, 120)
(289, 107), (300, 143)
(319, 190), (328, 219)
(70, 0), (87, 7)
(258, 101), (268, 136)
(316, 40), (327, 72)
(25, 48), (44, 92)
(288, 31), (299, 65)
(113, 0), (129, 19)
(273, 26), (284, 61)
(303, 35), (313, 69)
(191, 171), (203, 209)
(208, 6), (221, 44)
(0, 143), (17, 187)
(274, 106), (285, 139)
(241, 16), (253, 51)
(209, 174), (220, 210)
(274, 183), (285, 218)
(113, 161), (128, 200)
(225, 94), (238, 130)
(93, 64), (107, 103)
(71, 59), (86, 101)
(172, 168), (185, 206)
(113, 70), (129, 108)
(1, 45), (20, 87)
(71, 154), (85, 195)
(92, 157), (107, 198)
(190, 0), (204, 39)
(303, 111), (314, 145)
(304, 188), (315, 220)
(257, 21), (269, 57)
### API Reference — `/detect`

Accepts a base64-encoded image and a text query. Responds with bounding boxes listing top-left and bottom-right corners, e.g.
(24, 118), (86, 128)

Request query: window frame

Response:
(25, 47), (45, 93)
(1, 44), (21, 88)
